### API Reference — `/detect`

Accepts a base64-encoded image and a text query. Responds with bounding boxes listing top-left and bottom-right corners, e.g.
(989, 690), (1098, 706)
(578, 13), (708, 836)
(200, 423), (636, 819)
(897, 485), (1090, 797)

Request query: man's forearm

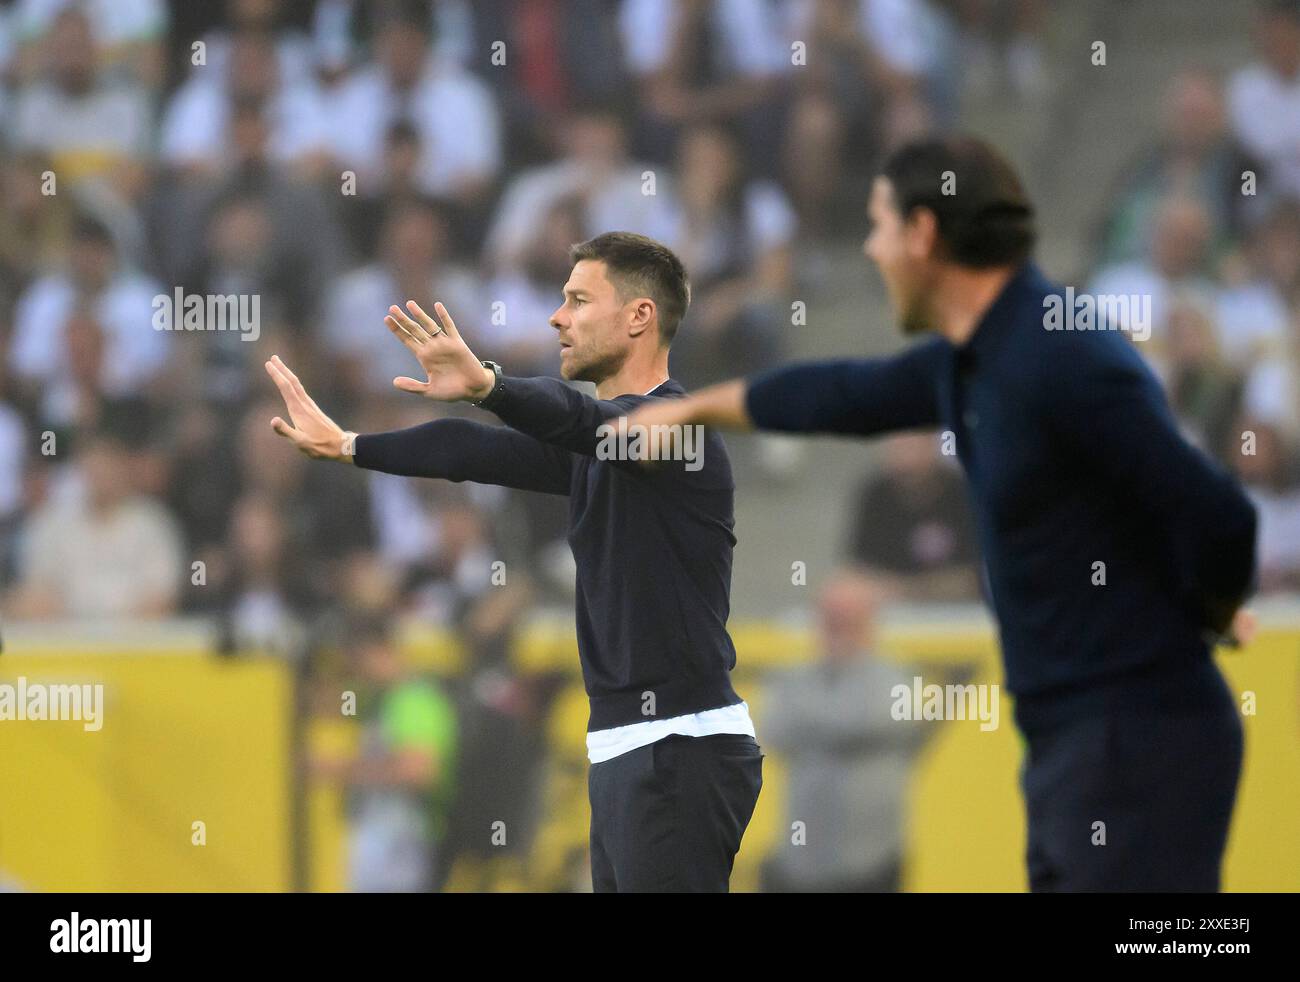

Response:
(477, 374), (616, 455)
(352, 417), (571, 494)
(745, 347), (945, 435)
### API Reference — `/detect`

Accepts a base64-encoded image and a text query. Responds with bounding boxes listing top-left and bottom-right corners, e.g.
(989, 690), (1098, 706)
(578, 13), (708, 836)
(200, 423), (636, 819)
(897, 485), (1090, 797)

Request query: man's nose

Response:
(549, 306), (566, 329)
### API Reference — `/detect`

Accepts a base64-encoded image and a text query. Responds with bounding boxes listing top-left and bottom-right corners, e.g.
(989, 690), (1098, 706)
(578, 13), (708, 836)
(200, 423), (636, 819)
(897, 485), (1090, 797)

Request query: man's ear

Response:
(627, 298), (656, 339)
(906, 207), (940, 262)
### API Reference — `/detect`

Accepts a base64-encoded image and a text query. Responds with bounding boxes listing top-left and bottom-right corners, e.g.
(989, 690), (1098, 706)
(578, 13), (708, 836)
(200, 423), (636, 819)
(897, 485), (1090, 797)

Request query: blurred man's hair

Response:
(882, 136), (1037, 268)
(568, 232), (691, 345)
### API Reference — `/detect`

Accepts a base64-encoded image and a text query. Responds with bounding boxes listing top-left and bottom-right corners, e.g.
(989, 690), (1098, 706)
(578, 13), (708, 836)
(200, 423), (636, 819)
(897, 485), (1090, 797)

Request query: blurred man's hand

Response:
(1225, 607), (1259, 648)
(621, 396), (697, 434)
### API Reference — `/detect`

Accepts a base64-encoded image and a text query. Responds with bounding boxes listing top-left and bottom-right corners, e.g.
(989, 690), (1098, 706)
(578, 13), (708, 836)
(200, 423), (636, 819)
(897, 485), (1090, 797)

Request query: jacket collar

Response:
(955, 261), (1046, 364)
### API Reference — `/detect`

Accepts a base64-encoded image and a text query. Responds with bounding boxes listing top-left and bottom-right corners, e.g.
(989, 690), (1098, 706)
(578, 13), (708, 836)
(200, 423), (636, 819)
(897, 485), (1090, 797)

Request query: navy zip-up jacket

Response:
(746, 262), (1257, 732)
(353, 376), (743, 731)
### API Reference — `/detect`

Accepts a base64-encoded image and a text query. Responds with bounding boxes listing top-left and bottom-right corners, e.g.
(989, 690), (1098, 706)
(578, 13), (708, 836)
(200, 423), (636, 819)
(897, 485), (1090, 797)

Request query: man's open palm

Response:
(265, 355), (348, 460)
(384, 300), (493, 402)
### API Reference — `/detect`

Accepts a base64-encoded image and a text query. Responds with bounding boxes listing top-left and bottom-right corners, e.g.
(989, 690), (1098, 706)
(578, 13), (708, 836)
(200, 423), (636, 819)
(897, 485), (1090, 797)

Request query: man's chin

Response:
(559, 358), (589, 383)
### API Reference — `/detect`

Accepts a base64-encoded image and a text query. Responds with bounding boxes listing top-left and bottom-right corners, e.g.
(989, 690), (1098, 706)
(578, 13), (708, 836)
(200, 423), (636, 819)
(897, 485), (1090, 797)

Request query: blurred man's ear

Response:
(906, 207), (940, 261)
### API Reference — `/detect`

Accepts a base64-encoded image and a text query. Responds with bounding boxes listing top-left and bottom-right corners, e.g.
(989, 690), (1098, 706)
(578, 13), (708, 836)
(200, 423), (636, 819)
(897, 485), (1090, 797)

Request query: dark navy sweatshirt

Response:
(746, 262), (1257, 733)
(353, 376), (743, 731)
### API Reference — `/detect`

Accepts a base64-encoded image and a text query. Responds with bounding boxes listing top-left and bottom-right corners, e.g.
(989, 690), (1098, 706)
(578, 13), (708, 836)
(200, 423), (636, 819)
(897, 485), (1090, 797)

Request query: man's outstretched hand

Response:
(265, 355), (352, 461)
(384, 300), (496, 403)
(621, 379), (754, 435)
(1222, 607), (1259, 648)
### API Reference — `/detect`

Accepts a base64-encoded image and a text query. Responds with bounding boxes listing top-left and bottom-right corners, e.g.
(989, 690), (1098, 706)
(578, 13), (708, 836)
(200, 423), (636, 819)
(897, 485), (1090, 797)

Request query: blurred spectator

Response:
(9, 214), (167, 418)
(664, 121), (796, 385)
(164, 394), (372, 635)
(1252, 198), (1300, 308)
(0, 153), (75, 298)
(211, 490), (319, 654)
(10, 6), (151, 200)
(948, 0), (1047, 103)
(164, 403), (242, 606)
(151, 95), (349, 334)
(438, 575), (564, 890)
(620, 0), (790, 173)
(1231, 416), (1300, 592)
(335, 119), (425, 259)
(0, 5), (15, 130)
(1215, 200), (1298, 369)
(314, 616), (458, 893)
(7, 428), (183, 619)
(780, 0), (924, 231)
(469, 0), (631, 169)
(785, 0), (955, 133)
(0, 370), (25, 587)
(10, 0), (168, 88)
(401, 491), (500, 623)
(0, 396), (22, 524)
(1096, 70), (1254, 268)
(192, 0), (318, 92)
(324, 197), (481, 397)
(760, 569), (932, 892)
(483, 104), (678, 274)
(846, 432), (979, 601)
(160, 25), (332, 180)
(481, 195), (583, 376)
(1233, 203), (1300, 435)
(321, 3), (502, 209)
(311, 0), (475, 79)
(28, 313), (130, 441)
(1227, 0), (1300, 201)
(781, 88), (862, 240)
(1088, 194), (1220, 376)
(1165, 297), (1244, 458)
(234, 395), (375, 571)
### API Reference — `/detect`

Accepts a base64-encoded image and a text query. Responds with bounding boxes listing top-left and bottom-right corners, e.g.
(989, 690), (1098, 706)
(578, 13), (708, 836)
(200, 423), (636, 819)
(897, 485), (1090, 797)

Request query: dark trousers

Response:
(1020, 697), (1243, 892)
(588, 733), (764, 892)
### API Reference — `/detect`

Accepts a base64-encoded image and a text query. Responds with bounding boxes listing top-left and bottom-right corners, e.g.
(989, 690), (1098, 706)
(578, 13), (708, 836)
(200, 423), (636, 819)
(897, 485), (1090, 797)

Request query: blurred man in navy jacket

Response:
(626, 136), (1258, 892)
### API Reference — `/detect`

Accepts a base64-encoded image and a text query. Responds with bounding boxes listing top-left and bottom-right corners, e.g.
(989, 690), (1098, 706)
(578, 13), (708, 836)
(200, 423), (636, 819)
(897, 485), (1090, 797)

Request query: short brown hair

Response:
(568, 232), (691, 345)
(882, 136), (1037, 268)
